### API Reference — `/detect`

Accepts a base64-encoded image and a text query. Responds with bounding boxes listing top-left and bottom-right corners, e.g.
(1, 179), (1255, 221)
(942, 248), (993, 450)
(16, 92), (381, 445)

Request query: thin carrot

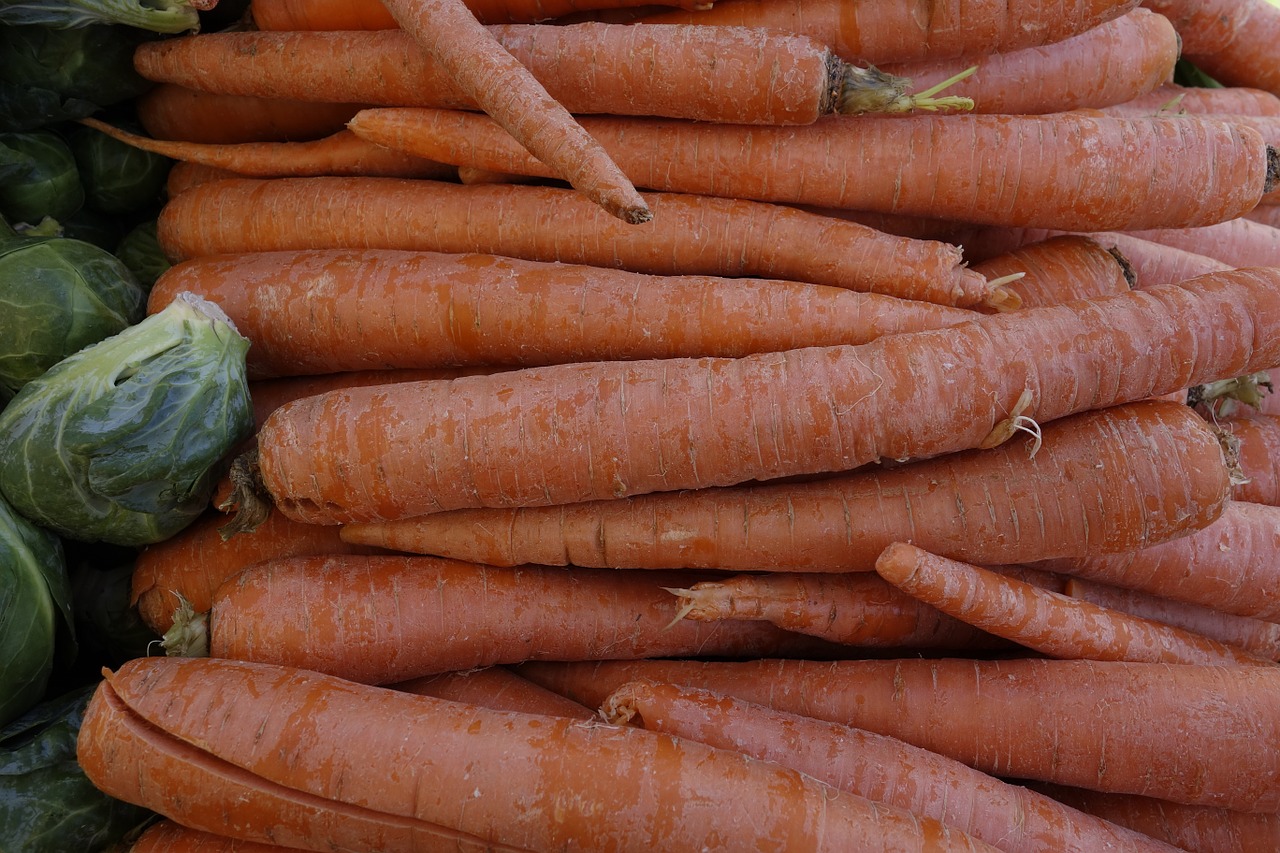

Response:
(1037, 500), (1280, 622)
(91, 655), (1003, 851)
(636, 0), (1142, 64)
(514, 656), (1280, 812)
(147, 248), (980, 379)
(131, 26), (970, 126)
(154, 177), (996, 307)
(249, 0), (711, 29)
(345, 109), (1277, 231)
(1102, 82), (1280, 117)
(1217, 412), (1280, 505)
(1062, 576), (1280, 661)
(338, 400), (1235, 571)
(192, 556), (841, 683)
(967, 235), (1133, 313)
(874, 542), (1274, 666)
(600, 679), (1186, 853)
(136, 84), (361, 145)
(392, 667), (597, 719)
(1126, 217), (1280, 268)
(131, 821), (292, 852)
(79, 119), (456, 182)
(878, 9), (1179, 115)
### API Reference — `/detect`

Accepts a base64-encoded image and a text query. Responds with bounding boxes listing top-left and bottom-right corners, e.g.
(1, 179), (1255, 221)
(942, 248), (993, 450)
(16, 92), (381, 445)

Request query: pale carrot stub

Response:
(154, 177), (995, 307)
(94, 655), (1006, 851)
(253, 270), (1280, 525)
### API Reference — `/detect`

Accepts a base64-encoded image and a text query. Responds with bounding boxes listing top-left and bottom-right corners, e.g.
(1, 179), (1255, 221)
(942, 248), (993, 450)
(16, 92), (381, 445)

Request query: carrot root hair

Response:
(981, 272), (1026, 312)
(662, 587), (705, 629)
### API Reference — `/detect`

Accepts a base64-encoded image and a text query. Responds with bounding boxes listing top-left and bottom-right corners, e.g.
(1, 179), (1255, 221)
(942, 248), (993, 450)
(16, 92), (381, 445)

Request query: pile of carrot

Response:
(72, 0), (1280, 849)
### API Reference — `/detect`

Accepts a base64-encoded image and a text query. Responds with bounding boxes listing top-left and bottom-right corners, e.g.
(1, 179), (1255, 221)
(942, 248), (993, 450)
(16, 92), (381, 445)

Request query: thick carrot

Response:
(337, 398), (1234, 567)
(1038, 500), (1280, 622)
(1102, 82), (1280, 116)
(136, 83), (361, 145)
(246, 368), (487, 428)
(877, 9), (1179, 115)
(198, 556), (841, 683)
(131, 821), (292, 852)
(392, 666), (596, 719)
(968, 235), (1133, 313)
(345, 109), (1277, 231)
(249, 0), (709, 29)
(874, 542), (1274, 666)
(95, 655), (1004, 851)
(132, 26), (968, 126)
(147, 249), (980, 379)
(1155, 0), (1280, 96)
(1063, 576), (1280, 660)
(636, 0), (1141, 64)
(600, 680), (1186, 853)
(77, 677), (519, 852)
(514, 656), (1280, 812)
(1127, 217), (1280, 268)
(154, 177), (995, 307)
(79, 119), (456, 182)
(1217, 412), (1280, 505)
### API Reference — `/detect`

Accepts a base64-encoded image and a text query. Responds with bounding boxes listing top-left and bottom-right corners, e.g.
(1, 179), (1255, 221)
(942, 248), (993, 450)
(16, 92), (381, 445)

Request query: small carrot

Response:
(874, 542), (1274, 666)
(392, 666), (596, 719)
(154, 177), (995, 307)
(1127, 217), (1280, 268)
(91, 655), (1003, 851)
(147, 248), (980, 379)
(600, 679), (1186, 853)
(515, 656), (1280, 812)
(968, 234), (1133, 313)
(136, 83), (361, 145)
(338, 399), (1233, 568)
(249, 0), (711, 29)
(345, 109), (1276, 231)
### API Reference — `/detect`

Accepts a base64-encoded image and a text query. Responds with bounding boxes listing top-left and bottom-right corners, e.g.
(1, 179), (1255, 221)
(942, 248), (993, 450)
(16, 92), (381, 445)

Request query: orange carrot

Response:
(878, 9), (1179, 115)
(131, 26), (969, 126)
(166, 162), (241, 196)
(195, 556), (841, 683)
(874, 542), (1274, 665)
(968, 235), (1133, 313)
(1062, 576), (1280, 660)
(1127, 217), (1280, 268)
(1102, 82), (1280, 116)
(249, 0), (709, 28)
(246, 368), (488, 428)
(338, 399), (1234, 570)
(515, 656), (1280, 812)
(345, 109), (1276, 231)
(1218, 412), (1280, 505)
(1153, 0), (1280, 96)
(147, 249), (980, 379)
(1246, 203), (1280, 229)
(600, 679), (1186, 853)
(636, 0), (1141, 64)
(392, 666), (596, 719)
(247, 268), (1280, 526)
(154, 177), (995, 307)
(79, 119), (456, 182)
(131, 821), (292, 852)
(90, 655), (1003, 851)
(136, 84), (361, 144)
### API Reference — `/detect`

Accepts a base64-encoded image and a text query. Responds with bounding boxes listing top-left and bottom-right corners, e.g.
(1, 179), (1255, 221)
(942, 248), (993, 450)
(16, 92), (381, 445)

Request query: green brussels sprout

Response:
(114, 219), (170, 291)
(0, 26), (154, 116)
(70, 121), (171, 215)
(0, 234), (146, 396)
(56, 205), (125, 249)
(0, 292), (253, 546)
(0, 131), (83, 226)
(0, 0), (202, 32)
(0, 493), (72, 727)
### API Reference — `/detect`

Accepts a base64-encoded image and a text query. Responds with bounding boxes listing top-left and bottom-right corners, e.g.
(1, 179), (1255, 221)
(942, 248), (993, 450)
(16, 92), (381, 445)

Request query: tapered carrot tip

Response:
(875, 542), (922, 585)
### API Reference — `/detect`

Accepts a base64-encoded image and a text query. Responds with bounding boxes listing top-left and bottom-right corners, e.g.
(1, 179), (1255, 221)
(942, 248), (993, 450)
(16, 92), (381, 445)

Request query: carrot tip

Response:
(218, 448), (272, 539)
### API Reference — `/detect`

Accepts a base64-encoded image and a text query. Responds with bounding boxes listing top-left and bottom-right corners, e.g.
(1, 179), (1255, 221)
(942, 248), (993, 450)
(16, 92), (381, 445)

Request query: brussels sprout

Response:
(0, 26), (153, 117)
(114, 219), (169, 291)
(0, 131), (83, 226)
(69, 121), (170, 215)
(0, 234), (146, 396)
(0, 493), (72, 727)
(0, 0), (202, 32)
(0, 292), (253, 546)
(70, 561), (159, 667)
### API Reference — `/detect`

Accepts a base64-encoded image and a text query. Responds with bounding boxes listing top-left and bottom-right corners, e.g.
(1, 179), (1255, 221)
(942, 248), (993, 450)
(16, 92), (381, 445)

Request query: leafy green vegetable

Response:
(0, 26), (154, 122)
(57, 205), (127, 250)
(0, 0), (202, 32)
(0, 683), (153, 852)
(70, 561), (160, 667)
(0, 130), (84, 225)
(0, 492), (72, 727)
(0, 292), (254, 546)
(0, 84), (98, 134)
(70, 121), (171, 215)
(0, 233), (146, 396)
(114, 219), (169, 291)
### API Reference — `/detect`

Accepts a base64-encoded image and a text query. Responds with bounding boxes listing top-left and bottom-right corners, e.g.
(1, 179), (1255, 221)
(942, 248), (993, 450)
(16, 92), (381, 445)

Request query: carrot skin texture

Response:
(209, 556), (842, 684)
(249, 0), (706, 28)
(154, 177), (992, 307)
(392, 666), (596, 719)
(131, 821), (294, 852)
(968, 234), (1133, 313)
(874, 542), (1274, 666)
(601, 680), (1186, 853)
(98, 655), (1004, 851)
(1218, 413), (1280, 505)
(1126, 218), (1280, 269)
(515, 656), (1280, 812)
(136, 84), (362, 144)
(1104, 82), (1280, 116)
(344, 110), (1273, 231)
(1153, 0), (1280, 96)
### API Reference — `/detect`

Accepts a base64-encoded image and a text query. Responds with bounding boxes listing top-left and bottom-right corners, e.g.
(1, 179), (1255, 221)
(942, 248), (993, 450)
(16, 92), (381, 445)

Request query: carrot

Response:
(79, 119), (456, 182)
(1102, 82), (1280, 116)
(131, 821), (292, 853)
(1154, 0), (1280, 96)
(1246, 203), (1280, 229)
(1062, 576), (1280, 660)
(874, 542), (1275, 666)
(77, 675), (519, 852)
(877, 9), (1179, 116)
(249, 0), (711, 29)
(1127, 217), (1280, 268)
(1038, 500), (1280, 622)
(193, 556), (842, 683)
(514, 656), (1280, 812)
(132, 26), (970, 126)
(1217, 412), (1280, 505)
(344, 109), (1277, 231)
(136, 84), (361, 145)
(337, 398), (1235, 568)
(968, 235), (1133, 313)
(636, 0), (1142, 64)
(454, 164), (539, 185)
(392, 666), (596, 719)
(600, 679), (1186, 853)
(91, 655), (1004, 851)
(246, 368), (488, 429)
(166, 162), (241, 196)
(154, 177), (995, 307)
(147, 249), (981, 380)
